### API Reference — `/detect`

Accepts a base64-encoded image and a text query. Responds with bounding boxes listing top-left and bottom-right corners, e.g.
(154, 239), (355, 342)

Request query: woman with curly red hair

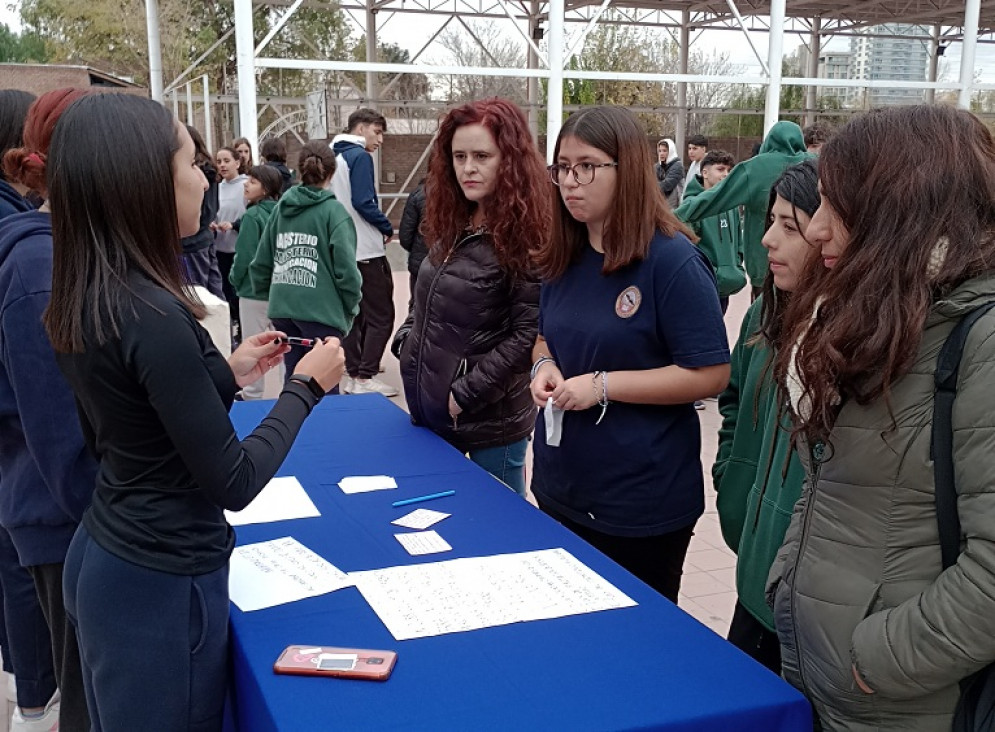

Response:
(392, 98), (548, 495)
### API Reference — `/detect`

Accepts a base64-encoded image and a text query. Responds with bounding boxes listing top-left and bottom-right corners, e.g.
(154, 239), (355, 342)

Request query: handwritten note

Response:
(349, 548), (637, 640)
(229, 537), (353, 612)
(391, 509), (450, 530)
(337, 475), (397, 494)
(225, 476), (319, 526)
(394, 530), (452, 555)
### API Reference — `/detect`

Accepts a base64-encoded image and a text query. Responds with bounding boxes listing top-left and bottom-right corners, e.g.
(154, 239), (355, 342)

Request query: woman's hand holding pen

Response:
(295, 338), (346, 393)
(229, 330), (290, 387)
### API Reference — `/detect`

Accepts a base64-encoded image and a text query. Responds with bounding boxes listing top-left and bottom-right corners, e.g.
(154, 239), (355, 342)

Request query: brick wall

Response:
(0, 64), (146, 97)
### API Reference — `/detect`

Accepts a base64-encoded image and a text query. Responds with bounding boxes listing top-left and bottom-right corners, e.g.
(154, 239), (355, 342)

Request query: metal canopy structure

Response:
(146, 0), (992, 161)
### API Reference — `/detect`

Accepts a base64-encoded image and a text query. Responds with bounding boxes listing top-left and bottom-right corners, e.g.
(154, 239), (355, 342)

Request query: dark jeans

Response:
(727, 600), (782, 674)
(28, 562), (89, 730)
(0, 526), (56, 709)
(64, 526), (229, 732)
(536, 501), (694, 603)
(271, 318), (344, 394)
(181, 245), (224, 300)
(719, 296), (729, 315)
(216, 250), (240, 341)
(344, 257), (394, 379)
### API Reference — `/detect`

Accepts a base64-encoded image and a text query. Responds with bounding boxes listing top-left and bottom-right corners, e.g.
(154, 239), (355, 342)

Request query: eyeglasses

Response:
(547, 161), (618, 186)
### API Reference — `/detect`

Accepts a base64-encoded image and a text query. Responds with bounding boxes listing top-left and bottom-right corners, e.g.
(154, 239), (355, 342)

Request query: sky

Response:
(3, 2), (993, 86)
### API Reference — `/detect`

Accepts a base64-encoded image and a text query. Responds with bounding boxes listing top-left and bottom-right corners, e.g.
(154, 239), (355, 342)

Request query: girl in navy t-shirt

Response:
(530, 106), (731, 602)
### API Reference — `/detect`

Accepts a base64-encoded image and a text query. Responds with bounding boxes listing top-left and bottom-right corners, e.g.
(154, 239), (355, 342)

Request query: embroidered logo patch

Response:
(615, 286), (641, 318)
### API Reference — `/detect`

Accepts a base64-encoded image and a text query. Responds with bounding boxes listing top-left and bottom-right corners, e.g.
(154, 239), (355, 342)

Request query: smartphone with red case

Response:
(273, 645), (397, 681)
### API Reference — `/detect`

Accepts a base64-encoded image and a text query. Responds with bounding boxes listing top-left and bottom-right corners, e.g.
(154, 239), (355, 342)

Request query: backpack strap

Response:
(932, 302), (995, 570)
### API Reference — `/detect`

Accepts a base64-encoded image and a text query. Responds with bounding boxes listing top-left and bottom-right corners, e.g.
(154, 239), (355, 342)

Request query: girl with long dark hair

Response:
(714, 159), (821, 674)
(530, 106), (730, 601)
(47, 94), (345, 730)
(768, 105), (995, 730)
(393, 98), (547, 495)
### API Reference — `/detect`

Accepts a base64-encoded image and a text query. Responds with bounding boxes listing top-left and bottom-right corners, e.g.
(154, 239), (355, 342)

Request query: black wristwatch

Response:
(288, 374), (326, 400)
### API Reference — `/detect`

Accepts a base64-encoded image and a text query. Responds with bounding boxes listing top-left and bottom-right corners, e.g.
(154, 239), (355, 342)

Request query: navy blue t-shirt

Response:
(532, 231), (730, 537)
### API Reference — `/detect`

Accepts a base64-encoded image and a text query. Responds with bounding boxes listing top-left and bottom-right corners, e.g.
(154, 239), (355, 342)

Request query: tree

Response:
(0, 23), (48, 62)
(435, 21), (526, 104)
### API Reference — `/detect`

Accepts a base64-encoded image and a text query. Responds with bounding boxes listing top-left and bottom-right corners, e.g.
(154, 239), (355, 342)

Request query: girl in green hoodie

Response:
(230, 164), (282, 398)
(714, 159), (821, 673)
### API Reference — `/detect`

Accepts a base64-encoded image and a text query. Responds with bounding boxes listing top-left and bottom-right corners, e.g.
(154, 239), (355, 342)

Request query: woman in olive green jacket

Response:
(767, 105), (995, 730)
(714, 160), (819, 673)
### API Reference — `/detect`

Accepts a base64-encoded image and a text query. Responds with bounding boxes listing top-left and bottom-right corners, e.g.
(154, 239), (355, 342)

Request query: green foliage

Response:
(0, 23), (48, 62)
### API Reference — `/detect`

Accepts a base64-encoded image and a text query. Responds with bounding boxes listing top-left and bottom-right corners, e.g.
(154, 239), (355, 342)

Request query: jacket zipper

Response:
(412, 232), (479, 430)
(451, 357), (467, 429)
(787, 442), (824, 699)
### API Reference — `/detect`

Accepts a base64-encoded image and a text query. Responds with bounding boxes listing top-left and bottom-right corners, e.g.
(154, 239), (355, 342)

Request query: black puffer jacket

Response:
(394, 231), (538, 453)
(398, 183), (427, 277)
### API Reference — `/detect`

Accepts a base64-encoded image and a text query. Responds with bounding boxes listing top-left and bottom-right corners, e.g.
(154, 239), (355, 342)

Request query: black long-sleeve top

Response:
(56, 273), (320, 575)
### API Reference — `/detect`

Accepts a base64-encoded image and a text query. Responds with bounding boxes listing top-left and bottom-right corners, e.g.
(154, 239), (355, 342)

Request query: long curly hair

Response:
(773, 105), (995, 443)
(423, 98), (549, 278)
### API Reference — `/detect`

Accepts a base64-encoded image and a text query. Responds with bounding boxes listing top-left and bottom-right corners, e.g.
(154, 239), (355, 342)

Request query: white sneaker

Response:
(11, 697), (59, 731)
(340, 375), (354, 394)
(351, 377), (398, 397)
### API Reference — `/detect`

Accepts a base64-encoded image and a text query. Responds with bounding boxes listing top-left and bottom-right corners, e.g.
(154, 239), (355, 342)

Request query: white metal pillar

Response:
(185, 82), (194, 126)
(805, 17), (821, 127)
(366, 3), (378, 106)
(202, 74), (213, 151)
(545, 0), (565, 162)
(675, 9), (689, 156)
(233, 0), (258, 149)
(959, 0), (980, 109)
(764, 0), (786, 135)
(926, 25), (940, 105)
(527, 0), (540, 142)
(144, 0), (164, 103)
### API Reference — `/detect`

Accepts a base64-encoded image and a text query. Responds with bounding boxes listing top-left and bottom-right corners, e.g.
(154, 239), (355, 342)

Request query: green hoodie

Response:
(249, 185), (361, 333)
(676, 121), (811, 288)
(230, 199), (277, 300)
(713, 297), (804, 631)
(682, 175), (746, 298)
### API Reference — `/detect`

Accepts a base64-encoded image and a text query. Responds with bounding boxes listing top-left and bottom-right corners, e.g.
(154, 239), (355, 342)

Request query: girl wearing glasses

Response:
(392, 99), (548, 495)
(530, 106), (730, 601)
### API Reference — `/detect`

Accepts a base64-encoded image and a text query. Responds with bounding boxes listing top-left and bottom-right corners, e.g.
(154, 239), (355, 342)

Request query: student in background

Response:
(531, 106), (730, 602)
(329, 109), (397, 397)
(714, 159), (820, 674)
(260, 137), (294, 194)
(654, 138), (684, 208)
(251, 141), (361, 385)
(232, 137), (253, 176)
(393, 99), (546, 496)
(803, 123), (833, 154)
(681, 149), (746, 314)
(684, 133), (708, 188)
(214, 146), (247, 345)
(229, 165), (283, 399)
(677, 122), (810, 298)
(49, 93), (345, 731)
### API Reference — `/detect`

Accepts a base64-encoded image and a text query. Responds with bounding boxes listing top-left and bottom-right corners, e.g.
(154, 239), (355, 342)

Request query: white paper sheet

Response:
(394, 530), (452, 555)
(391, 509), (450, 530)
(349, 548), (637, 640)
(229, 537), (353, 612)
(225, 476), (319, 526)
(337, 475), (397, 494)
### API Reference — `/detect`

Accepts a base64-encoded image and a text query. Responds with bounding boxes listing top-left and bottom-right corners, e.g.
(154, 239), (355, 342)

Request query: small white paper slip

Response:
(391, 509), (450, 530)
(229, 536), (353, 612)
(394, 530), (452, 556)
(225, 476), (319, 526)
(337, 475), (398, 494)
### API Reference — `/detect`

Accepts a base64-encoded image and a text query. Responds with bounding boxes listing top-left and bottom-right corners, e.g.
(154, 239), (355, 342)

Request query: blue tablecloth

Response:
(228, 394), (811, 731)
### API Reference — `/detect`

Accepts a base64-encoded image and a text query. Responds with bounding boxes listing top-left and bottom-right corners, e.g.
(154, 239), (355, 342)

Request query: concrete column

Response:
(805, 17), (821, 127)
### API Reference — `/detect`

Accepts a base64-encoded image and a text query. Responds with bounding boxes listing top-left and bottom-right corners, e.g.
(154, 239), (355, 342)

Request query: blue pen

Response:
(391, 490), (456, 508)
